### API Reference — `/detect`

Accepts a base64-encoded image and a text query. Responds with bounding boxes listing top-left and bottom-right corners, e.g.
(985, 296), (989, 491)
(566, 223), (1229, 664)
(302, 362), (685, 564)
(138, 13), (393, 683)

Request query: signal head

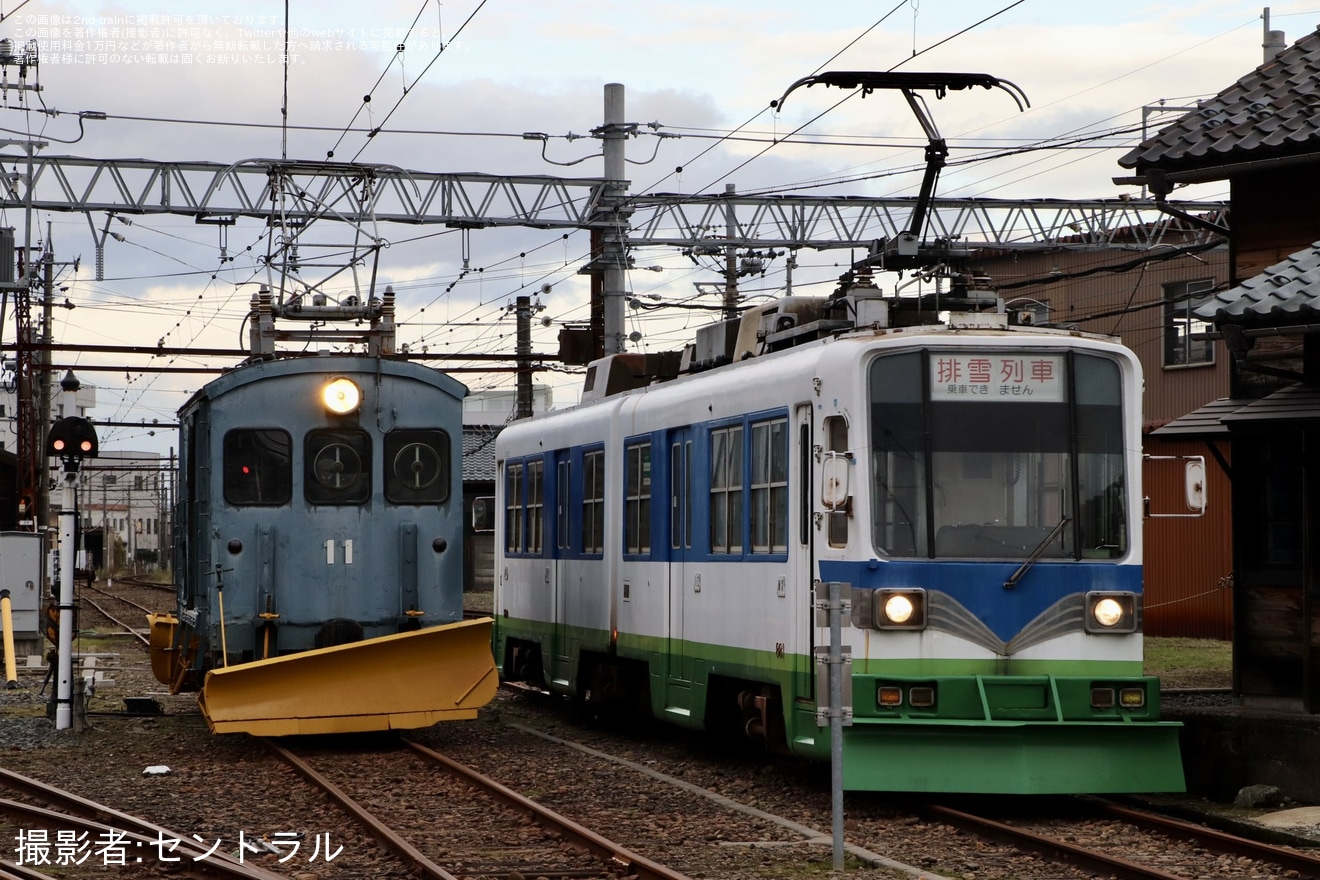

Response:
(46, 417), (98, 460)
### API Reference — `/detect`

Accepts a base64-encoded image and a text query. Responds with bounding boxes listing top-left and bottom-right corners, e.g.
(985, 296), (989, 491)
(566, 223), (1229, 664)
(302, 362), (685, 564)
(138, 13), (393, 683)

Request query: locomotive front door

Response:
(664, 428), (694, 712)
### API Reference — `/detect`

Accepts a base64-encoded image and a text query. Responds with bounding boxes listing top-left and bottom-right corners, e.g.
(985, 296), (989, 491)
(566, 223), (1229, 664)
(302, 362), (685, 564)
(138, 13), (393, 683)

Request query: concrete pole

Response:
(601, 83), (628, 355)
(35, 249), (52, 530)
(724, 184), (739, 322)
(515, 295), (533, 419)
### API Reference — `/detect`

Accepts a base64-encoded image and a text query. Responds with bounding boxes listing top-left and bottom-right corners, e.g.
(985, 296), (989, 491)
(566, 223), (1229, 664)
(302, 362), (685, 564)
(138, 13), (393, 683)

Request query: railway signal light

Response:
(46, 416), (99, 460)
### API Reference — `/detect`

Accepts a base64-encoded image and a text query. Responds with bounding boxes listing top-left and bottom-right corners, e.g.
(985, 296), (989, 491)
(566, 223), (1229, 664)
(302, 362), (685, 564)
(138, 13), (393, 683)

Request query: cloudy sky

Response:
(0, 0), (1306, 454)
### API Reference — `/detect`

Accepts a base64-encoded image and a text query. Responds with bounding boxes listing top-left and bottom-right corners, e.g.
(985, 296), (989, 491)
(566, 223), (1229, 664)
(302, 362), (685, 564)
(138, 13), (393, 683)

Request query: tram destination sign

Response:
(930, 353), (1065, 402)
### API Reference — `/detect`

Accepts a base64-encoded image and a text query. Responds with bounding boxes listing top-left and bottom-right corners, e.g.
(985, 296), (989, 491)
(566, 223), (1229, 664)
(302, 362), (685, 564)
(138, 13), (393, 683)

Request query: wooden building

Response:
(1116, 28), (1320, 708)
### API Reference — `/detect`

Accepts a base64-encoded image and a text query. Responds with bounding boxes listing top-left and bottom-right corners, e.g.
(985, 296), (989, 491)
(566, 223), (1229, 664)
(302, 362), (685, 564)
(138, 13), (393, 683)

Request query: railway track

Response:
(491, 683), (1320, 879)
(0, 765), (283, 879)
(4, 676), (1317, 879)
(262, 736), (695, 880)
(11, 589), (1317, 880)
(922, 796), (1320, 879)
(82, 582), (154, 647)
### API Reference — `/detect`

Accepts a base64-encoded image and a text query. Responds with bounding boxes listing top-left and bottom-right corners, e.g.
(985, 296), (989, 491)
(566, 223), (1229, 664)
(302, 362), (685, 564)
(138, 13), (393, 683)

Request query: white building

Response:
(77, 450), (171, 573)
(462, 385), (553, 423)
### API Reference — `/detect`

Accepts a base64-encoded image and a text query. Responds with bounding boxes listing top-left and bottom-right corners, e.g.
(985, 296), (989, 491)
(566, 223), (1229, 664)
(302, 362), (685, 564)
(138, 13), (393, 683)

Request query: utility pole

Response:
(514, 295), (533, 420)
(598, 83), (632, 356)
(35, 247), (53, 531)
(723, 184), (739, 322)
(508, 294), (545, 419)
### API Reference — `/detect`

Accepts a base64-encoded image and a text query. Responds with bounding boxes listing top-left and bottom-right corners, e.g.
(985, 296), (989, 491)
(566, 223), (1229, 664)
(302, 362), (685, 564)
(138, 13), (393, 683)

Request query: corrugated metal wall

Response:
(1142, 436), (1234, 639)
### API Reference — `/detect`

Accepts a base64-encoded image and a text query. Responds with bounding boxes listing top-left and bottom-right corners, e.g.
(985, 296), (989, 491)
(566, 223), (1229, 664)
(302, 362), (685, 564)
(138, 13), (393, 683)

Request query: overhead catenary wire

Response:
(3, 4), (1252, 432)
(346, 0), (491, 164)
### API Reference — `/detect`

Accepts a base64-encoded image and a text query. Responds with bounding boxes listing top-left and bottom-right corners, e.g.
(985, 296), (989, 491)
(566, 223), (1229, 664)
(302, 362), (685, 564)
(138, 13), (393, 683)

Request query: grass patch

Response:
(1145, 637), (1232, 688)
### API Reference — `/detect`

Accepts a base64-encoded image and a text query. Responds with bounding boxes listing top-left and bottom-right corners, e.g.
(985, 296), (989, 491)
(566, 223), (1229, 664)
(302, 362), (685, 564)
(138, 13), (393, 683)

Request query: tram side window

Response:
(385, 429), (451, 504)
(670, 439), (692, 551)
(224, 429), (292, 506)
(305, 428), (371, 505)
(710, 425), (744, 554)
(556, 459), (572, 551)
(526, 459), (544, 555)
(583, 448), (605, 555)
(751, 418), (788, 553)
(625, 442), (652, 555)
(505, 462), (524, 553)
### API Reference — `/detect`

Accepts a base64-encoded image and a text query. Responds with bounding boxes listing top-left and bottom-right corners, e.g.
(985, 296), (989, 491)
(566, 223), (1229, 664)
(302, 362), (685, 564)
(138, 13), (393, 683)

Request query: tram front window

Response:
(870, 350), (1127, 560)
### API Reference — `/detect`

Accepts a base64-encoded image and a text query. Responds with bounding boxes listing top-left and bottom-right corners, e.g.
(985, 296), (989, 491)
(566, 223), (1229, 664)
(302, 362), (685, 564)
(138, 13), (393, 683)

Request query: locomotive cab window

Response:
(870, 350), (1128, 560)
(305, 428), (371, 505)
(223, 429), (292, 506)
(385, 429), (451, 504)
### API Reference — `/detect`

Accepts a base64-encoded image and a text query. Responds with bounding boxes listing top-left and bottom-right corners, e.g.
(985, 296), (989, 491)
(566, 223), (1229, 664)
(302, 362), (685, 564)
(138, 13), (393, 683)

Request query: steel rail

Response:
(0, 768), (286, 880)
(87, 581), (158, 616)
(109, 574), (177, 593)
(259, 738), (461, 880)
(0, 858), (58, 880)
(1093, 798), (1320, 876)
(924, 803), (1187, 880)
(81, 592), (151, 648)
(405, 739), (697, 880)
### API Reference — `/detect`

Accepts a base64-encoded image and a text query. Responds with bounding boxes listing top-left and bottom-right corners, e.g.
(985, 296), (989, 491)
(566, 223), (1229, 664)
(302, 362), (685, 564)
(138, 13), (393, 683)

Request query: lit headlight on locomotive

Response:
(1085, 591), (1138, 633)
(322, 377), (362, 415)
(873, 589), (927, 630)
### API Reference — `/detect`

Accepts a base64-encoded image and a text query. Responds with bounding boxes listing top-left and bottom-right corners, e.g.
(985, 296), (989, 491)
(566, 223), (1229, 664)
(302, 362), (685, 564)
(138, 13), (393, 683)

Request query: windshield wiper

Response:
(1003, 516), (1071, 590)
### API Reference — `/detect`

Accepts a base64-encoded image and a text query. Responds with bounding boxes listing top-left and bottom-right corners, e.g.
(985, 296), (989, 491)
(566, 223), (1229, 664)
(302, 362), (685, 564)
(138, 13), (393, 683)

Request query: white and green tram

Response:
(494, 296), (1184, 794)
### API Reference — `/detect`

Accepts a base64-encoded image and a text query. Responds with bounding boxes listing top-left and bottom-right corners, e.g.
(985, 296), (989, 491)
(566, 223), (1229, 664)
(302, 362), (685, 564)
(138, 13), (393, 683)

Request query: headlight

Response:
(885, 594), (914, 623)
(1093, 598), (1124, 627)
(322, 377), (361, 415)
(1085, 592), (1138, 633)
(873, 589), (926, 629)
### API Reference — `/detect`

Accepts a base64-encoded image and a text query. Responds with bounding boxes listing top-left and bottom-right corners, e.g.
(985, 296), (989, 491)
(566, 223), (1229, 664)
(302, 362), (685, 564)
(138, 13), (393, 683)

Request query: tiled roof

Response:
(1118, 29), (1320, 174)
(462, 424), (502, 483)
(1149, 398), (1251, 438)
(1153, 386), (1320, 434)
(1220, 382), (1320, 426)
(1194, 240), (1320, 323)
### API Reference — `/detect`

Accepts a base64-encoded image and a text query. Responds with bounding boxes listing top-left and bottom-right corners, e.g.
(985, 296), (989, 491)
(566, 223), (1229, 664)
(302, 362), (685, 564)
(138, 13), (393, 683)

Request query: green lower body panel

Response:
(836, 721), (1185, 793)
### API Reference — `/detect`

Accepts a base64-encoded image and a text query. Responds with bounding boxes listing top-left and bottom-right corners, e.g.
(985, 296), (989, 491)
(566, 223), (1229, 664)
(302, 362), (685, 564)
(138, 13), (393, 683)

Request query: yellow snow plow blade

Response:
(198, 617), (497, 736)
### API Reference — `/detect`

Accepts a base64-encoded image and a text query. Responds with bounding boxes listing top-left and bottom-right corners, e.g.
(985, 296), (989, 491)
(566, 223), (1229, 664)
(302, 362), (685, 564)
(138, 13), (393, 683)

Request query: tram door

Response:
(665, 428), (694, 712)
(550, 452), (573, 687)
